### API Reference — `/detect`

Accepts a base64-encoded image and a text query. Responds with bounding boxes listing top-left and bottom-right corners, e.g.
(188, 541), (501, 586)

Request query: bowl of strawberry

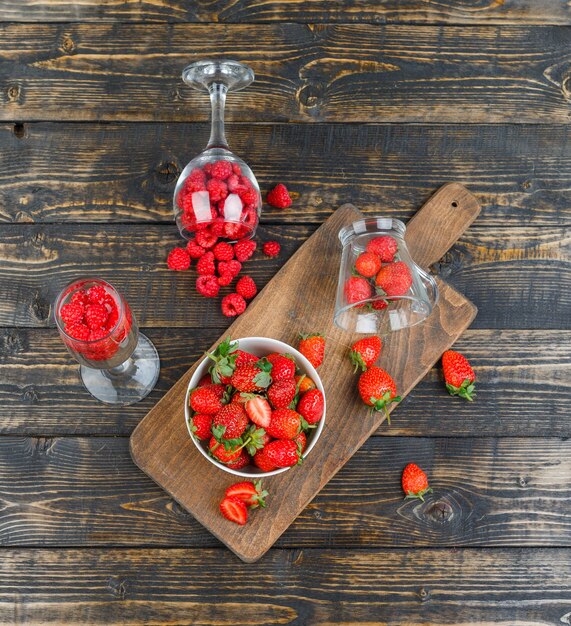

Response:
(185, 337), (326, 477)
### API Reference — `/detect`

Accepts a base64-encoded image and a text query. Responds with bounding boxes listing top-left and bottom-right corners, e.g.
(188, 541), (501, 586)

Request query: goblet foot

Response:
(182, 59), (254, 92)
(80, 333), (160, 405)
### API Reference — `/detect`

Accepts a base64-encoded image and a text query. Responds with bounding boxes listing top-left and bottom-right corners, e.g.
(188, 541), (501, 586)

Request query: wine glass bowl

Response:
(174, 60), (262, 242)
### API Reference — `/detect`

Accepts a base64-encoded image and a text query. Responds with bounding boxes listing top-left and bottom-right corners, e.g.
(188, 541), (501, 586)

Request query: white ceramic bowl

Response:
(185, 337), (326, 477)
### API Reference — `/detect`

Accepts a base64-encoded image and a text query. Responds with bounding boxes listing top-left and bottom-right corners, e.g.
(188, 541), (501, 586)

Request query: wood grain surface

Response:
(1, 24), (571, 123)
(3, 122), (571, 226)
(2, 0), (571, 25)
(3, 436), (571, 548)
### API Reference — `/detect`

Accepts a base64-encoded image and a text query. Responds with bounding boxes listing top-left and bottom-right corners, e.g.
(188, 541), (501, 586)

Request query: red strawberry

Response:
(298, 334), (325, 368)
(295, 374), (316, 394)
(345, 276), (373, 305)
(266, 183), (292, 209)
(355, 252), (381, 278)
(293, 431), (307, 454)
(442, 350), (476, 401)
(366, 235), (398, 262)
(235, 350), (259, 367)
(191, 413), (213, 440)
(244, 395), (272, 429)
(265, 439), (300, 468)
(212, 403), (248, 439)
(225, 450), (251, 470)
(402, 463), (433, 502)
(253, 447), (278, 472)
(231, 362), (272, 393)
(375, 261), (412, 297)
(266, 408), (301, 439)
(357, 366), (401, 424)
(297, 388), (324, 425)
(350, 336), (382, 372)
(267, 353), (296, 381)
(225, 480), (268, 508)
(219, 496), (248, 525)
(208, 437), (242, 464)
(267, 379), (297, 409)
(197, 373), (213, 387)
(189, 387), (223, 415)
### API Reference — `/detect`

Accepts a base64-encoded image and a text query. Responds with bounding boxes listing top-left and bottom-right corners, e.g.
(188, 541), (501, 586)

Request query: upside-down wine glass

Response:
(173, 59), (262, 242)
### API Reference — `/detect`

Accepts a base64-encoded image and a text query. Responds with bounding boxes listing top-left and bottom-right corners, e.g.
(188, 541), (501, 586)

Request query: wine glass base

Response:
(79, 333), (160, 406)
(182, 59), (254, 92)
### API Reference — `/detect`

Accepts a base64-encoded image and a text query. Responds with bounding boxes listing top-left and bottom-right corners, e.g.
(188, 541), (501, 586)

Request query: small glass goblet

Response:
(173, 59), (262, 242)
(55, 277), (160, 405)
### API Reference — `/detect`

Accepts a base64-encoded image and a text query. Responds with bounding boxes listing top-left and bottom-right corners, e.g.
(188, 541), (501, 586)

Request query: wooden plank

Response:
(3, 436), (571, 548)
(0, 329), (569, 437)
(3, 121), (571, 227)
(1, 24), (571, 123)
(0, 223), (567, 330)
(1, 0), (571, 25)
(1, 547), (570, 625)
(129, 202), (477, 562)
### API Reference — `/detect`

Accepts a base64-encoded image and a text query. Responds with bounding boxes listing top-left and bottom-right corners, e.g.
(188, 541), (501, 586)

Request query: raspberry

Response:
(239, 188), (258, 206)
(232, 163), (242, 176)
(88, 328), (109, 342)
(266, 183), (292, 209)
(226, 174), (242, 193)
(372, 299), (388, 310)
(223, 222), (242, 240)
(263, 241), (281, 257)
(60, 303), (84, 325)
(217, 273), (234, 287)
(196, 251), (216, 275)
(187, 239), (206, 259)
(203, 162), (213, 176)
(234, 238), (256, 262)
(211, 160), (233, 180)
(218, 259), (242, 277)
(65, 322), (90, 341)
(221, 293), (247, 317)
(213, 241), (234, 261)
(210, 220), (225, 237)
(183, 174), (206, 193)
(235, 276), (257, 300)
(84, 304), (109, 330)
(70, 290), (88, 308)
(195, 229), (218, 249)
(240, 175), (253, 189)
(167, 247), (191, 271)
(106, 306), (119, 330)
(87, 285), (108, 305)
(196, 275), (220, 298)
(206, 178), (228, 203)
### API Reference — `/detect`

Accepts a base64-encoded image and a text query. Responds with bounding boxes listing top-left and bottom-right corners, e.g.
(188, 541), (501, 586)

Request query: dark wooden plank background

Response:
(0, 0), (570, 623)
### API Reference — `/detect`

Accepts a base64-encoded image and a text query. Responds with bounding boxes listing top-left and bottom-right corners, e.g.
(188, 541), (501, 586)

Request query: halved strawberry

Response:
(219, 496), (248, 525)
(244, 395), (272, 429)
(225, 480), (268, 508)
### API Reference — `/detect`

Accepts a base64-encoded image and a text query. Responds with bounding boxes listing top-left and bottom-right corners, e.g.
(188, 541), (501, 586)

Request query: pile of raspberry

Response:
(175, 160), (260, 240)
(59, 285), (130, 360)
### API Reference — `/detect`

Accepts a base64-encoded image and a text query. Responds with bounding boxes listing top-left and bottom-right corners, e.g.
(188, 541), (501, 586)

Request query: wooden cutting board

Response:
(130, 183), (480, 562)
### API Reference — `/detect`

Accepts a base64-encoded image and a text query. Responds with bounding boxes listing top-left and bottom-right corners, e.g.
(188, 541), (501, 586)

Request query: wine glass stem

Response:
(207, 83), (229, 150)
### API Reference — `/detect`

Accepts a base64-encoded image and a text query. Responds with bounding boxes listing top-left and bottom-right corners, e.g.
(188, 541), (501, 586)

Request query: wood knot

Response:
(562, 75), (571, 101)
(13, 123), (25, 138)
(107, 576), (127, 600)
(32, 437), (55, 456)
(425, 500), (454, 524)
(22, 386), (40, 404)
(313, 509), (323, 520)
(7, 84), (20, 102)
(0, 330), (28, 358)
(522, 179), (532, 190)
(154, 161), (180, 186)
(61, 36), (75, 53)
(31, 291), (50, 322)
(417, 587), (431, 602)
(298, 84), (322, 111)
(518, 476), (528, 488)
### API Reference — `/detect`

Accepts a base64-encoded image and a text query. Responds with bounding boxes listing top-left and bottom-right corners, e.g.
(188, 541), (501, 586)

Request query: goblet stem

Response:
(207, 83), (229, 150)
(105, 357), (136, 377)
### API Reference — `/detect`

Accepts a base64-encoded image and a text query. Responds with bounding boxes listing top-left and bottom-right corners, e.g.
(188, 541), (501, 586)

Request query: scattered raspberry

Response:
(87, 285), (108, 305)
(218, 259), (242, 277)
(221, 293), (247, 317)
(60, 303), (84, 325)
(236, 276), (257, 300)
(167, 247), (191, 271)
(187, 239), (206, 259)
(211, 160), (233, 181)
(213, 241), (234, 261)
(196, 251), (216, 275)
(195, 229), (218, 250)
(234, 238), (257, 262)
(217, 273), (234, 287)
(65, 322), (90, 341)
(84, 304), (109, 330)
(70, 291), (88, 308)
(206, 178), (228, 203)
(263, 241), (281, 257)
(196, 275), (221, 298)
(266, 183), (292, 209)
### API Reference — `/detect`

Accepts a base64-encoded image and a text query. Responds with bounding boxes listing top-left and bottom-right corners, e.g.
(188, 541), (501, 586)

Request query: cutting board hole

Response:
(451, 201), (458, 208)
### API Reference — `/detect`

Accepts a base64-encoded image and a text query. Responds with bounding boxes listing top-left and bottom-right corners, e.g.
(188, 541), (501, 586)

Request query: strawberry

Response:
(357, 366), (401, 424)
(298, 334), (325, 368)
(244, 395), (272, 429)
(208, 437), (242, 464)
(402, 463), (433, 502)
(265, 439), (301, 468)
(293, 431), (307, 454)
(344, 276), (373, 305)
(231, 361), (272, 393)
(267, 379), (297, 409)
(297, 388), (324, 425)
(295, 374), (316, 394)
(189, 386), (223, 415)
(442, 350), (476, 401)
(197, 373), (213, 387)
(375, 261), (412, 297)
(212, 403), (248, 439)
(350, 336), (382, 372)
(219, 496), (248, 525)
(366, 235), (398, 262)
(267, 408), (301, 439)
(225, 480), (268, 508)
(191, 413), (213, 440)
(207, 337), (238, 384)
(355, 251), (381, 278)
(235, 349), (259, 367)
(253, 447), (278, 472)
(267, 353), (296, 381)
(225, 451), (251, 470)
